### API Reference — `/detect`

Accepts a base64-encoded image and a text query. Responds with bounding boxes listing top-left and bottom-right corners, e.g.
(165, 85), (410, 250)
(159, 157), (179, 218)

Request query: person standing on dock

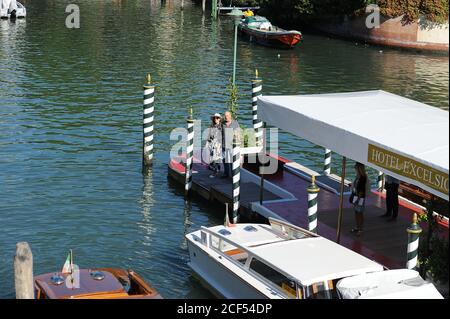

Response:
(350, 162), (368, 236)
(221, 111), (240, 178)
(206, 113), (223, 178)
(380, 175), (400, 221)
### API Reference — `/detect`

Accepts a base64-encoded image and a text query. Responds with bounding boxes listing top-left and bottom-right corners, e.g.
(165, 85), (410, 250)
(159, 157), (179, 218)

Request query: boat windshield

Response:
(302, 280), (339, 299)
(269, 218), (314, 240)
(244, 16), (272, 30)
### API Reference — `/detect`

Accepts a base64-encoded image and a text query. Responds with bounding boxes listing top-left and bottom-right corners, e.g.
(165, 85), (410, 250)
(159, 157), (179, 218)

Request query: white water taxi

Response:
(1, 0), (26, 19)
(186, 218), (443, 299)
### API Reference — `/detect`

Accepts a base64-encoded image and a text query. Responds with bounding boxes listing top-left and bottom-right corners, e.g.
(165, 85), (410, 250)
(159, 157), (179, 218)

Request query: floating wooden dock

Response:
(169, 153), (448, 270)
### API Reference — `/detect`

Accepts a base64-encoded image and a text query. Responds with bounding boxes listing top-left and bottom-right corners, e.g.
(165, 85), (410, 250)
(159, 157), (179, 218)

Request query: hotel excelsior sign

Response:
(368, 144), (449, 196)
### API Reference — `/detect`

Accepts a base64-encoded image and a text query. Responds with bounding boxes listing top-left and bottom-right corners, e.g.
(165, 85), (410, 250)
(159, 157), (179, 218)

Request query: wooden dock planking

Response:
(192, 163), (281, 210)
(318, 207), (409, 266)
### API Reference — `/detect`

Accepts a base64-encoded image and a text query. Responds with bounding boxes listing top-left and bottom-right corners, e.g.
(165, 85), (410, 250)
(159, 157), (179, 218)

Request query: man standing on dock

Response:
(380, 175), (400, 221)
(221, 111), (240, 178)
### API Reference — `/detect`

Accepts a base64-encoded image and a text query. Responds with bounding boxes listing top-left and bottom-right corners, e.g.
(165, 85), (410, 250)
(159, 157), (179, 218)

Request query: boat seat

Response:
(224, 248), (248, 262)
(224, 248), (243, 256)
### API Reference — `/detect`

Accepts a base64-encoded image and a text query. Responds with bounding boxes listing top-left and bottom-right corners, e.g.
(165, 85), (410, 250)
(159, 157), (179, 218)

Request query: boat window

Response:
(303, 280), (338, 299)
(200, 231), (207, 245)
(249, 258), (297, 298)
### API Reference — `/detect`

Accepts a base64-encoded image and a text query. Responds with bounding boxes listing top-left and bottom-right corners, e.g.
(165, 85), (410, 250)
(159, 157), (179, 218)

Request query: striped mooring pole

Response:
(307, 175), (320, 233)
(232, 134), (241, 223)
(143, 74), (155, 167)
(185, 107), (194, 198)
(377, 171), (384, 191)
(323, 149), (331, 175)
(406, 213), (422, 270)
(251, 69), (263, 147)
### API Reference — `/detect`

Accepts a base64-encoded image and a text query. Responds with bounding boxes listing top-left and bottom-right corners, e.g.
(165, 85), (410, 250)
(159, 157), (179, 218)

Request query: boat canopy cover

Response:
(336, 269), (443, 299)
(244, 15), (272, 29)
(258, 90), (449, 200)
(245, 16), (269, 23)
(249, 237), (384, 286)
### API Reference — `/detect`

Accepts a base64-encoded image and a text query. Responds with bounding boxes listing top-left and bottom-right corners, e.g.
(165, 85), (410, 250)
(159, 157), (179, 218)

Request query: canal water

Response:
(0, 0), (448, 298)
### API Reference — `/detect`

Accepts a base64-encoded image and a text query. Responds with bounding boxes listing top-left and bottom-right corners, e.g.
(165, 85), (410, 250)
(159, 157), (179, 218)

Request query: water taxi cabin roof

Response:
(248, 236), (384, 286)
(35, 269), (125, 299)
(258, 90), (449, 200)
(207, 224), (383, 286)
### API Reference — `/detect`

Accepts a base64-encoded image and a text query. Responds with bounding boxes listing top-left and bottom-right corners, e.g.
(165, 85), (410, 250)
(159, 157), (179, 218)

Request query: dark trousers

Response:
(386, 183), (399, 218)
(222, 160), (232, 177)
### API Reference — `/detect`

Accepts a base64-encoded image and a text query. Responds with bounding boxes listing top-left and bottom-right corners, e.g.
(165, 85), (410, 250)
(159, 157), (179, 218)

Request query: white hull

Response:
(187, 240), (278, 299)
(186, 220), (443, 299)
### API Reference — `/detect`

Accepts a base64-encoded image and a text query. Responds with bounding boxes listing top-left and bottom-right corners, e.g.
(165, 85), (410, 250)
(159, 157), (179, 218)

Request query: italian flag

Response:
(61, 250), (73, 274)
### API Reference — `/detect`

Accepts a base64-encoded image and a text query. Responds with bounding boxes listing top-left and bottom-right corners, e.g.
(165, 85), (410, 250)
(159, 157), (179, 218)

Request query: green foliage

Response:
(225, 0), (449, 24)
(377, 0), (449, 24)
(226, 78), (239, 120)
(419, 233), (449, 284)
(240, 126), (256, 148)
(418, 213), (449, 284)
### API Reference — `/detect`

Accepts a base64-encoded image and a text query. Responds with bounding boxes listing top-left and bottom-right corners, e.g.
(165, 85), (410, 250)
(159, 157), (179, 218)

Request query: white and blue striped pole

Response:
(232, 134), (241, 223)
(307, 176), (320, 233)
(185, 107), (194, 199)
(406, 213), (422, 270)
(324, 148), (331, 175)
(143, 74), (155, 167)
(251, 69), (263, 147)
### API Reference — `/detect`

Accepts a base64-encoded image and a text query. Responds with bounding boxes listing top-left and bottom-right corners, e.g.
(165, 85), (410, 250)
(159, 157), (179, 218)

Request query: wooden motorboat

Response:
(0, 0), (26, 19)
(238, 16), (302, 49)
(186, 218), (443, 299)
(34, 268), (162, 299)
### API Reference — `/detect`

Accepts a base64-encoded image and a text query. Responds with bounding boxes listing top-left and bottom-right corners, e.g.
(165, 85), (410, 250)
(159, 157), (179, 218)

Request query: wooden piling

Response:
(14, 242), (34, 299)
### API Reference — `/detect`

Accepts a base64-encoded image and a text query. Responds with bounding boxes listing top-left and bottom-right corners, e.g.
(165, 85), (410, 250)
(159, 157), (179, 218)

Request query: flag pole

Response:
(70, 249), (74, 289)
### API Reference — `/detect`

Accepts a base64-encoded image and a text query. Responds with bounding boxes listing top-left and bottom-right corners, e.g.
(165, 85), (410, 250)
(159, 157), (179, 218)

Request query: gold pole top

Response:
(412, 213), (418, 225)
(312, 175), (316, 185)
(188, 106), (193, 119)
(255, 69), (259, 79)
(146, 74), (151, 85)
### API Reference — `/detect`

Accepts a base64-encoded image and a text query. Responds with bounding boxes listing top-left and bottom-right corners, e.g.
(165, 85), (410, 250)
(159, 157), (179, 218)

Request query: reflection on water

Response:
(0, 0), (448, 298)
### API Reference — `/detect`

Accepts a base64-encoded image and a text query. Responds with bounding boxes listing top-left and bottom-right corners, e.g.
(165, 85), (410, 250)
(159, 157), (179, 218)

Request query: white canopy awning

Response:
(258, 90), (449, 201)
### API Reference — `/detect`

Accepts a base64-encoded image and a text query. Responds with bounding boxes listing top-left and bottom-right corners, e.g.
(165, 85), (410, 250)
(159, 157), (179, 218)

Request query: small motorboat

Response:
(186, 217), (443, 299)
(35, 268), (163, 299)
(0, 0), (26, 19)
(238, 15), (302, 49)
(34, 251), (162, 299)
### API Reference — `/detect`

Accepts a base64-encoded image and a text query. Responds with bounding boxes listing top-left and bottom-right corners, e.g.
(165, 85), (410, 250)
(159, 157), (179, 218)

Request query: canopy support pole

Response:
(336, 156), (347, 244)
(259, 163), (265, 205)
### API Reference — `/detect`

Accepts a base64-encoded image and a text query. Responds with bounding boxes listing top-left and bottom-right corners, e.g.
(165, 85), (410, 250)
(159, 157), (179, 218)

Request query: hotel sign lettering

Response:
(368, 144), (449, 196)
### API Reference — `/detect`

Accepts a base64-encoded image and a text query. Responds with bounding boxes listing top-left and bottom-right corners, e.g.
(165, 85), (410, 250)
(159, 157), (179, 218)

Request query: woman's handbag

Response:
(349, 192), (355, 204)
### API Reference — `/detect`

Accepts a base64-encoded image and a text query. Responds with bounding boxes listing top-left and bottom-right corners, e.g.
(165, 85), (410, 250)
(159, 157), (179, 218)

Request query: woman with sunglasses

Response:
(206, 113), (223, 178)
